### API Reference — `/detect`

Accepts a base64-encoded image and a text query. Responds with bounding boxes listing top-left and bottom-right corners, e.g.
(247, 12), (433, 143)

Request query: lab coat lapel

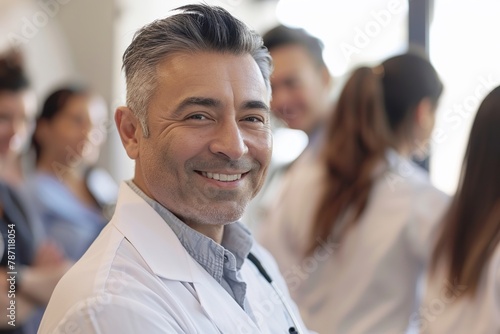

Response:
(113, 183), (261, 332)
(190, 265), (262, 333)
(112, 183), (194, 282)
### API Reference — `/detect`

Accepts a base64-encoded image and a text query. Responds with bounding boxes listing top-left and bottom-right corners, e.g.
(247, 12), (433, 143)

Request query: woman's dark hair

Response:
(431, 85), (500, 296)
(382, 53), (443, 133)
(308, 52), (443, 254)
(32, 86), (89, 163)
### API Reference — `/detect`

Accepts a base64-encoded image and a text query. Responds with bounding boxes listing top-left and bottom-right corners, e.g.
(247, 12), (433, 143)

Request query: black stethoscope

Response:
(247, 252), (304, 334)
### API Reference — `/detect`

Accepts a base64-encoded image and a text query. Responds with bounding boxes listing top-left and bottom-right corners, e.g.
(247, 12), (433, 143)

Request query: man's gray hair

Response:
(122, 4), (273, 137)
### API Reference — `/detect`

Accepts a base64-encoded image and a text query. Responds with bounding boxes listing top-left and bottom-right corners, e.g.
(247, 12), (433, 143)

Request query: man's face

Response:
(0, 91), (27, 155)
(133, 52), (272, 226)
(269, 44), (331, 135)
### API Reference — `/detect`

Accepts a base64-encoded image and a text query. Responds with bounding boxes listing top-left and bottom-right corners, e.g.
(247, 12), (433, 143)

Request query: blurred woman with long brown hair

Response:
(257, 52), (450, 333)
(419, 85), (500, 334)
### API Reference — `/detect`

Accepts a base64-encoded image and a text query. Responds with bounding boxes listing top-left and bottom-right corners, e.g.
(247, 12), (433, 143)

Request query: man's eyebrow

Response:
(172, 97), (221, 117)
(241, 100), (270, 113)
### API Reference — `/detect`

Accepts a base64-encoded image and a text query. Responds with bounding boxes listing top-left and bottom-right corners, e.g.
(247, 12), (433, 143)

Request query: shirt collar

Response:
(125, 180), (253, 282)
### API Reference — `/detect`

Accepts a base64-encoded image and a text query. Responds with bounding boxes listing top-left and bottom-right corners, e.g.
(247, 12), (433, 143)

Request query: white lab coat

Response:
(257, 150), (450, 334)
(38, 183), (309, 334)
(418, 243), (500, 334)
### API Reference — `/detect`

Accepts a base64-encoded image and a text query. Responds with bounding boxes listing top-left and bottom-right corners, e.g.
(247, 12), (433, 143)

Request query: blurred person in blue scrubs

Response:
(23, 86), (115, 261)
(0, 49), (70, 334)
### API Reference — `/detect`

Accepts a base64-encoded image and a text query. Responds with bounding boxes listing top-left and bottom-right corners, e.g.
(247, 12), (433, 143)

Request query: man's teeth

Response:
(201, 172), (242, 182)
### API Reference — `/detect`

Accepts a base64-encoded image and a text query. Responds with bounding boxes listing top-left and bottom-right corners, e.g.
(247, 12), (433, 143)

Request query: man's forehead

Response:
(155, 51), (259, 75)
(153, 52), (269, 96)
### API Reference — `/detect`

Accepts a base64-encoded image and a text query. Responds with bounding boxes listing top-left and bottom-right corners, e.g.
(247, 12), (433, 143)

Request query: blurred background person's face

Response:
(269, 44), (331, 135)
(36, 94), (92, 165)
(0, 90), (28, 156)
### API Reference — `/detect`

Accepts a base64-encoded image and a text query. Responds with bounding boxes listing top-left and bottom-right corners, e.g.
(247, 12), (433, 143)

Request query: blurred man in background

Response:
(247, 25), (334, 229)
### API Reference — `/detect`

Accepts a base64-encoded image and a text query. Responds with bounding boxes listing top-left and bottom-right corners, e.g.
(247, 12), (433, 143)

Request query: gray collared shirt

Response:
(126, 180), (254, 312)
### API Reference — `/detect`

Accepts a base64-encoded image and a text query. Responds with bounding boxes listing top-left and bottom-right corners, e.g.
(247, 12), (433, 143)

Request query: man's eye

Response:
(243, 116), (264, 123)
(187, 114), (207, 120)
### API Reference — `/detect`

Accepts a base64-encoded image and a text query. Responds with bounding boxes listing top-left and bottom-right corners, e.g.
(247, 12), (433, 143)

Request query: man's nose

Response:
(209, 119), (248, 160)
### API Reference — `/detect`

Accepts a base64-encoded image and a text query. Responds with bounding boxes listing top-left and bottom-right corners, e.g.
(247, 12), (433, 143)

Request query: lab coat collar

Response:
(386, 148), (407, 169)
(111, 182), (262, 332)
(111, 182), (198, 282)
(385, 148), (428, 179)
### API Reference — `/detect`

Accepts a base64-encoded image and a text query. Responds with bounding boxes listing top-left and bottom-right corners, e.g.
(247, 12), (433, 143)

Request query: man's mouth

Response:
(200, 171), (244, 182)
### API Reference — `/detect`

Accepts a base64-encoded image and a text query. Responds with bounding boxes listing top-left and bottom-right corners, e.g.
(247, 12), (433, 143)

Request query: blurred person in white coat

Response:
(418, 85), (500, 334)
(38, 5), (311, 334)
(257, 52), (450, 334)
(242, 25), (333, 229)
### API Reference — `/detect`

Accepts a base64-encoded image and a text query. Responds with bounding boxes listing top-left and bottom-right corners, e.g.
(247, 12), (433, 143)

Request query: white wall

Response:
(0, 0), (117, 177)
(0, 0), (77, 100)
(56, 0), (117, 175)
(430, 0), (500, 194)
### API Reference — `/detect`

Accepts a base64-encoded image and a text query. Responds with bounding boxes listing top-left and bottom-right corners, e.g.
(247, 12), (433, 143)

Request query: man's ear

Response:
(115, 106), (141, 159)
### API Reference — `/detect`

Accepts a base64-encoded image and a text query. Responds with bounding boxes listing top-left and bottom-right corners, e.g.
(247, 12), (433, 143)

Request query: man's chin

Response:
(201, 203), (247, 225)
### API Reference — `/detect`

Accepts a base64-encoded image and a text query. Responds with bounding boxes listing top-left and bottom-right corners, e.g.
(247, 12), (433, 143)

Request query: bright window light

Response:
(430, 0), (500, 194)
(276, 0), (408, 77)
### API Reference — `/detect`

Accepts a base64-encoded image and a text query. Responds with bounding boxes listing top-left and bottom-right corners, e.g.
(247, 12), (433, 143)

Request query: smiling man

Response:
(263, 25), (332, 140)
(38, 4), (309, 334)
